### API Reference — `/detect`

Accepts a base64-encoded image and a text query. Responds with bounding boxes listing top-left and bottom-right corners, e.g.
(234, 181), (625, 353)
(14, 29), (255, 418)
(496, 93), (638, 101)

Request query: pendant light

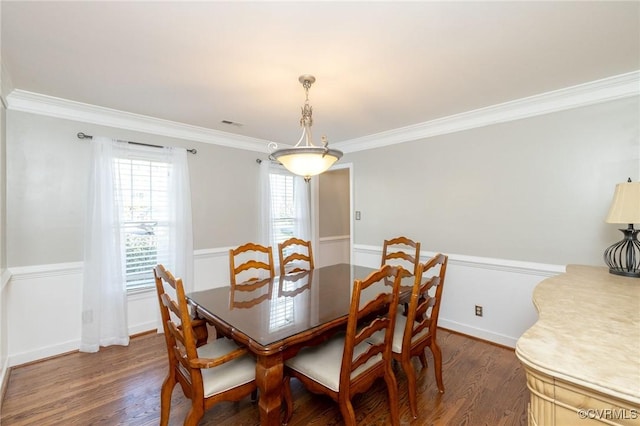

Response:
(270, 75), (342, 181)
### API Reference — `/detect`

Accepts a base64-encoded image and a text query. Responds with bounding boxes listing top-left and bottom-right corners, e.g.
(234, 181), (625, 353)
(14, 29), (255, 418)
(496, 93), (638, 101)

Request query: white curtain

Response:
(153, 144), (194, 331)
(81, 137), (129, 352)
(81, 138), (194, 351)
(259, 159), (273, 247)
(166, 147), (194, 292)
(294, 175), (311, 241)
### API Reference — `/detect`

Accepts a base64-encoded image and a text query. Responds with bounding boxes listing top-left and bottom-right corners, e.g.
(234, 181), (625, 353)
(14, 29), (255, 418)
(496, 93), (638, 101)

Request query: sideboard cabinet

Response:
(516, 265), (640, 426)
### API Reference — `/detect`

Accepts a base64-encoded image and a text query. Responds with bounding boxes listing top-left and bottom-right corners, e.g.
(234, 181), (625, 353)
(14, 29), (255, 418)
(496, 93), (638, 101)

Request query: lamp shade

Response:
(605, 181), (640, 224)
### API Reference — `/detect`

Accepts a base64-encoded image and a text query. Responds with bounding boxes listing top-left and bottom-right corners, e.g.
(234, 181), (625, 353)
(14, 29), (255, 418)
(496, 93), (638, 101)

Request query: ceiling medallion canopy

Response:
(269, 75), (343, 181)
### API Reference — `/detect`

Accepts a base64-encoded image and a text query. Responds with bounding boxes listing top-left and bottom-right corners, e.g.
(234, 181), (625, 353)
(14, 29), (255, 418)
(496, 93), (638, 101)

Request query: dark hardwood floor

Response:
(0, 329), (528, 425)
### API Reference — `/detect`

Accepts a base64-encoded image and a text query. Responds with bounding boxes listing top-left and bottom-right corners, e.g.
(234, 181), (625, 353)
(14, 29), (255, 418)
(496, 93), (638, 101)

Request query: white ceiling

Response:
(2, 1), (639, 147)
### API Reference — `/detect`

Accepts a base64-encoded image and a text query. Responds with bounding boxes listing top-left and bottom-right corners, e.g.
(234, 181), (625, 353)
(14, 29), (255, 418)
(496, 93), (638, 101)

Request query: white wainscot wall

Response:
(7, 263), (84, 366)
(7, 239), (560, 366)
(6, 248), (232, 367)
(317, 235), (350, 267)
(354, 244), (566, 348)
(6, 237), (352, 366)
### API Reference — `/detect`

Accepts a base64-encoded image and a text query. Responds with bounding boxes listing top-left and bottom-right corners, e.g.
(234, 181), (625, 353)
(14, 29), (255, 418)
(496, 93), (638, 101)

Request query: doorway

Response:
(315, 164), (353, 267)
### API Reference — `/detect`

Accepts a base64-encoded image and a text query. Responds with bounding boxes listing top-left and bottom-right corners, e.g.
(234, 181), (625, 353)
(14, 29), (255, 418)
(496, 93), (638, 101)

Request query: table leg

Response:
(256, 353), (283, 426)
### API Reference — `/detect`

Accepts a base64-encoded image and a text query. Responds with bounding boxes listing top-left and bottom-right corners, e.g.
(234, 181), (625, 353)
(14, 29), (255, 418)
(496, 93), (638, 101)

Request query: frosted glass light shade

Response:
(272, 147), (342, 179)
(605, 181), (640, 224)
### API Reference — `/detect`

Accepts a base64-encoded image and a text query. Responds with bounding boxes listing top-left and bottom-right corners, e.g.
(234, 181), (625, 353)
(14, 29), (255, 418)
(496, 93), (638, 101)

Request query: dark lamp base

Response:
(603, 224), (640, 279)
(608, 268), (640, 278)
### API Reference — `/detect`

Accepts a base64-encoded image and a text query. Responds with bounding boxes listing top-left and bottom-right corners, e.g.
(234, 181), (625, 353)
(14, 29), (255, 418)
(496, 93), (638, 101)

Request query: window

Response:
(269, 171), (296, 246)
(115, 157), (170, 291)
(266, 168), (311, 265)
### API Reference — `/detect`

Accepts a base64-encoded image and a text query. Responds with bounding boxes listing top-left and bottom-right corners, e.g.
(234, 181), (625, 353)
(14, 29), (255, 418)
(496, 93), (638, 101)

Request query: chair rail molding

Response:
(9, 262), (84, 281)
(1, 268), (11, 291)
(353, 244), (565, 277)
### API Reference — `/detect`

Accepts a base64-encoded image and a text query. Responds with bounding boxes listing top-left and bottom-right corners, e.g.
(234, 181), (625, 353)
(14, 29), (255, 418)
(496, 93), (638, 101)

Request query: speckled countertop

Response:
(516, 265), (640, 405)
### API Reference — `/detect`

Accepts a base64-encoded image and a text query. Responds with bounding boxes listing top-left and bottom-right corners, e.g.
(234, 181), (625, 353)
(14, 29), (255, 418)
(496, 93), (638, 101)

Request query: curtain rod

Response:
(77, 132), (197, 154)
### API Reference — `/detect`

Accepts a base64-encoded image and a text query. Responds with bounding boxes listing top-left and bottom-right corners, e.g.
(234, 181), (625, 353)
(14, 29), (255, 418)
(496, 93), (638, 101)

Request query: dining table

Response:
(187, 263), (413, 426)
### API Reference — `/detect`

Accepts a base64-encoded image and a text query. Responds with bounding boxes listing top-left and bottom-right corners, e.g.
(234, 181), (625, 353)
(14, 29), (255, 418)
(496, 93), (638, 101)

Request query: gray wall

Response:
(345, 97), (639, 266)
(6, 110), (262, 267)
(318, 168), (350, 238)
(6, 96), (640, 269)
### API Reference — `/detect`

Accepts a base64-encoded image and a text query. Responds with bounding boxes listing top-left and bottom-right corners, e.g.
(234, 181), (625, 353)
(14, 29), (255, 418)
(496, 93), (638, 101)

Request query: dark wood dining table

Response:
(187, 263), (412, 426)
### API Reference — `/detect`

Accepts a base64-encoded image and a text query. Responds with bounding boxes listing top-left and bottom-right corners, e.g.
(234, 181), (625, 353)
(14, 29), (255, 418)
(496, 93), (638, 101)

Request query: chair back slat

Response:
(381, 236), (421, 277)
(229, 242), (275, 285)
(278, 237), (314, 275)
(233, 260), (273, 275)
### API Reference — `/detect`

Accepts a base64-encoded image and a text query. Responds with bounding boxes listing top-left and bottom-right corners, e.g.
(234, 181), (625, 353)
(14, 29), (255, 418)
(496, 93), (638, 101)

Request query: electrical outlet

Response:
(475, 305), (483, 317)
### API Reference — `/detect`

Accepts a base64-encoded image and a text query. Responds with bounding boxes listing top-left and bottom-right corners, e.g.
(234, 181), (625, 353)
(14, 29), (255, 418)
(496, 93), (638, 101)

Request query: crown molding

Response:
(333, 70), (640, 153)
(6, 90), (269, 152)
(5, 71), (639, 154)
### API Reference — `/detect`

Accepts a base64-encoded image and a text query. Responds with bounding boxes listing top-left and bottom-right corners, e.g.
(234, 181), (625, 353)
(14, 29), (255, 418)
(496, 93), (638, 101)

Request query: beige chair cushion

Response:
(197, 337), (256, 397)
(285, 333), (382, 392)
(368, 313), (430, 353)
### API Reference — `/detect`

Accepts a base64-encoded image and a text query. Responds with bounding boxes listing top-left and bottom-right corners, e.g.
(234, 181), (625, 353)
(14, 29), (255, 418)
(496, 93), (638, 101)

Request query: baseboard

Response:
(8, 338), (81, 367)
(128, 321), (157, 336)
(0, 356), (10, 411)
(438, 318), (518, 348)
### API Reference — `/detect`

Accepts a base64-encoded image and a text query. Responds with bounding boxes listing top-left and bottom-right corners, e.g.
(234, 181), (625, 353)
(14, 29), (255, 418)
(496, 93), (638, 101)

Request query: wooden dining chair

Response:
(229, 242), (275, 286)
(278, 237), (314, 275)
(381, 236), (421, 277)
(154, 264), (257, 426)
(370, 253), (448, 419)
(282, 264), (402, 426)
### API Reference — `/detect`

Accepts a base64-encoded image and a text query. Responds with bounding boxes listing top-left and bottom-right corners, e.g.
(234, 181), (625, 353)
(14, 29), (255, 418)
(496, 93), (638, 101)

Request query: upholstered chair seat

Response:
(284, 333), (382, 392)
(197, 338), (256, 397)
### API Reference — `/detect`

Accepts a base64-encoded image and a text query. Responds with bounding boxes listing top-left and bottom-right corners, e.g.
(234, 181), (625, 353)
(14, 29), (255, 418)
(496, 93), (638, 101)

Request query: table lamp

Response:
(603, 178), (640, 278)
